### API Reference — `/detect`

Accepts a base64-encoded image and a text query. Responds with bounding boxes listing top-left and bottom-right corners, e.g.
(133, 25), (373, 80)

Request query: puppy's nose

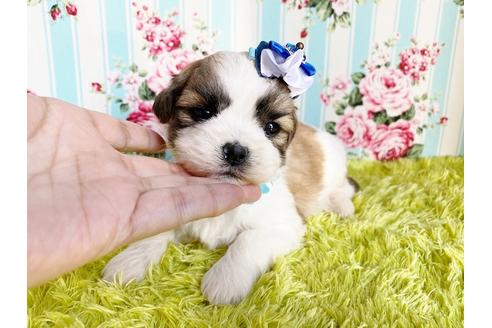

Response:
(222, 142), (249, 166)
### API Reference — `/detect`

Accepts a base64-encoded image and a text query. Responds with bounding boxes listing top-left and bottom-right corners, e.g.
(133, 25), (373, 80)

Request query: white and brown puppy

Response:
(103, 51), (357, 304)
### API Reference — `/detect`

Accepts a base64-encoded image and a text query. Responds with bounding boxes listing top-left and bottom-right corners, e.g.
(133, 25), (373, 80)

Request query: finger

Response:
(128, 184), (261, 241)
(88, 110), (166, 153)
(122, 154), (188, 177)
(141, 175), (227, 190)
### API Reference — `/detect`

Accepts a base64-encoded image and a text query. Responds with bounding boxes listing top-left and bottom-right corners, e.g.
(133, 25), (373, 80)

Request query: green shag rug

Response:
(28, 157), (464, 327)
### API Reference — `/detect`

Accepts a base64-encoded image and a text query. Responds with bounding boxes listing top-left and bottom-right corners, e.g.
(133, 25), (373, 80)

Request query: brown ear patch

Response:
(152, 55), (231, 147)
(285, 123), (325, 219)
(152, 59), (203, 124)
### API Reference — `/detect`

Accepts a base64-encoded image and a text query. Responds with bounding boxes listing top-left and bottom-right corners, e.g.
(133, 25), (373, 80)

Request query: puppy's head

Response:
(153, 51), (297, 184)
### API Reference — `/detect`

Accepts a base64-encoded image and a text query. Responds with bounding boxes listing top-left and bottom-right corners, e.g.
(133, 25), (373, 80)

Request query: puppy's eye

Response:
(264, 122), (280, 137)
(190, 107), (214, 122)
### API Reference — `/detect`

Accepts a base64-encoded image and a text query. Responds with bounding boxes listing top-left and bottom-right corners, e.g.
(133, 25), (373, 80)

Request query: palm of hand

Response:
(27, 95), (259, 287)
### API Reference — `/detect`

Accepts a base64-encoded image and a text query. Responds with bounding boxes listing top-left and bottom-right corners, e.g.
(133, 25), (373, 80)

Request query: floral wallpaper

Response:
(27, 0), (464, 160)
(322, 36), (444, 159)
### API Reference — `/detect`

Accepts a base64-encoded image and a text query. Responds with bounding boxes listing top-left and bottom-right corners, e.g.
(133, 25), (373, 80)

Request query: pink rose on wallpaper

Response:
(138, 100), (153, 113)
(369, 120), (414, 160)
(107, 71), (121, 86)
(336, 106), (375, 148)
(330, 0), (351, 16)
(146, 74), (169, 94)
(161, 49), (197, 76)
(330, 76), (351, 97)
(320, 93), (331, 106)
(123, 72), (143, 94)
(127, 110), (164, 136)
(359, 67), (412, 117)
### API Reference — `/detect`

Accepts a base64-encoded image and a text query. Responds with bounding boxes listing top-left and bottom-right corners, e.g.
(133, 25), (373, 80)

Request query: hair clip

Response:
(248, 40), (316, 98)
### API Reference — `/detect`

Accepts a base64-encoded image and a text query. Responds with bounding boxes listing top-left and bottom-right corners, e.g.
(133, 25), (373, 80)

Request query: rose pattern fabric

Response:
(27, 0), (462, 161)
(359, 67), (412, 117)
(369, 121), (414, 161)
(330, 0), (351, 16)
(336, 107), (375, 148)
(88, 3), (217, 135)
(323, 35), (447, 160)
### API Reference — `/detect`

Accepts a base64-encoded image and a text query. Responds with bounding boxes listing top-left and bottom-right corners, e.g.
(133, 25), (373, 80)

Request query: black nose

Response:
(222, 142), (249, 166)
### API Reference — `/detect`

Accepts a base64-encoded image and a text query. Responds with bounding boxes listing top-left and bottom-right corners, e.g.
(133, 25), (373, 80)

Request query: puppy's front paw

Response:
(201, 260), (256, 305)
(329, 193), (355, 218)
(333, 199), (355, 218)
(102, 250), (150, 283)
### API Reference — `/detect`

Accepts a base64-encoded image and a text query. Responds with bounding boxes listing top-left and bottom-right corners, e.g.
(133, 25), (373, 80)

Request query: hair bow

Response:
(248, 41), (316, 98)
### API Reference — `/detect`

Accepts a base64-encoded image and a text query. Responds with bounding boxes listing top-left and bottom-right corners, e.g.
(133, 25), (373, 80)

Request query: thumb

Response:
(127, 183), (261, 242)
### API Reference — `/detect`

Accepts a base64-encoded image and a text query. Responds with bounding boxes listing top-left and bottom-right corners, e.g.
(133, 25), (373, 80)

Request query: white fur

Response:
(103, 52), (355, 304)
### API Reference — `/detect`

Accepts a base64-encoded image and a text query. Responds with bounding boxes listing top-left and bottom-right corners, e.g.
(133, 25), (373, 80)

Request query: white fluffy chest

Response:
(178, 172), (304, 249)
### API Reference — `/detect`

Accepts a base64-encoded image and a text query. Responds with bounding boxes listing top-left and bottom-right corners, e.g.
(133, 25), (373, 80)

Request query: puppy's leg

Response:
(102, 231), (176, 283)
(201, 225), (304, 305)
(328, 180), (357, 218)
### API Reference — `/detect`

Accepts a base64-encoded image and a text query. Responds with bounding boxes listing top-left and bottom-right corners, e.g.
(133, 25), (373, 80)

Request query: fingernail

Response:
(242, 184), (261, 203)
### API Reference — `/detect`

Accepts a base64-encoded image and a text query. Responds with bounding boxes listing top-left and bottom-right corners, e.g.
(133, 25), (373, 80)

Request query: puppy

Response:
(103, 51), (357, 305)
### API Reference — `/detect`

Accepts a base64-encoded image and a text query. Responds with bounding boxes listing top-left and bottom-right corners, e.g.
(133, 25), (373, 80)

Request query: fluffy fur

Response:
(28, 157), (464, 327)
(102, 52), (356, 304)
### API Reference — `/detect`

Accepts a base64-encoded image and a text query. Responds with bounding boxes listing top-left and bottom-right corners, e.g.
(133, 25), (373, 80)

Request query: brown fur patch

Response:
(285, 123), (325, 219)
(255, 83), (298, 160)
(152, 55), (231, 147)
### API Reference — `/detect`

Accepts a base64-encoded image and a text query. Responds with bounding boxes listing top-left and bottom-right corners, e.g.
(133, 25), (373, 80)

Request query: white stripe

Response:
(369, 3), (378, 47)
(390, 0), (402, 64)
(257, 1), (263, 42)
(99, 0), (111, 114)
(281, 4), (305, 45)
(125, 0), (134, 64)
(179, 0), (184, 27)
(207, 0), (212, 41)
(279, 3), (285, 44)
(319, 22), (330, 127)
(182, 0), (209, 50)
(413, 0), (422, 36)
(438, 14), (463, 155)
(28, 4), (53, 96)
(77, 0), (108, 113)
(416, 0), (442, 44)
(70, 19), (83, 106)
(414, 0), (443, 144)
(234, 0), (259, 52)
(373, 0), (399, 45)
(324, 23), (351, 123)
(347, 0), (357, 74)
(42, 1), (57, 96)
(230, 0), (235, 49)
(130, 0), (154, 72)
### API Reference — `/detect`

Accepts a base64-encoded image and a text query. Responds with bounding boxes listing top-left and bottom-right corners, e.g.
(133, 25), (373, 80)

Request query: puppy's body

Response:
(103, 52), (356, 304)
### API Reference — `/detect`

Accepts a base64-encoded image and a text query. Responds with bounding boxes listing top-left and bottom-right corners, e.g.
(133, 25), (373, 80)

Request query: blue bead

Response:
(260, 183), (270, 194)
(248, 47), (256, 60)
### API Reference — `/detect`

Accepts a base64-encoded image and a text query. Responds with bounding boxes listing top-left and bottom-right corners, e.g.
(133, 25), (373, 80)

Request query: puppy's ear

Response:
(152, 59), (201, 123)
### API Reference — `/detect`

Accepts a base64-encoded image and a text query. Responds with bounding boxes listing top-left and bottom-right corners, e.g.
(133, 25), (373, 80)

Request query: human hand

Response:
(27, 95), (260, 287)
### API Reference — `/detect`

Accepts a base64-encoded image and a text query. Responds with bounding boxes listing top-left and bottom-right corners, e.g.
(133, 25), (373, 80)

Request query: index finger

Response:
(88, 110), (166, 153)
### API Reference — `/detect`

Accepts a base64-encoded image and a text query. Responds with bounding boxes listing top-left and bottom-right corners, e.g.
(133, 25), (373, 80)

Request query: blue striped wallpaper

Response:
(303, 18), (327, 128)
(423, 0), (460, 156)
(211, 0), (232, 50)
(393, 0), (419, 65)
(28, 0), (464, 157)
(105, 0), (132, 120)
(44, 1), (79, 105)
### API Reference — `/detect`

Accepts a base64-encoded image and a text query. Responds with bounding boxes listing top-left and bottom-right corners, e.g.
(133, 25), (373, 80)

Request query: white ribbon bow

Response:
(260, 49), (314, 97)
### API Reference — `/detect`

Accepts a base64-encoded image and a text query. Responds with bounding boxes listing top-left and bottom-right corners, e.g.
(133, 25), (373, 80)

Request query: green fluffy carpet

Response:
(28, 157), (464, 327)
